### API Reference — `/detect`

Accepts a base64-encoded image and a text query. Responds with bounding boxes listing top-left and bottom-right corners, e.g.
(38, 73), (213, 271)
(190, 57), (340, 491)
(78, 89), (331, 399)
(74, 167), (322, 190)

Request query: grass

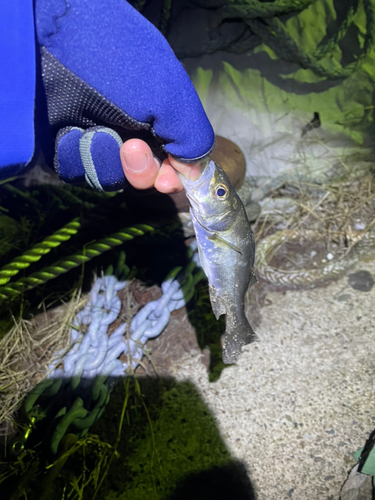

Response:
(252, 144), (375, 269)
(0, 288), (85, 450)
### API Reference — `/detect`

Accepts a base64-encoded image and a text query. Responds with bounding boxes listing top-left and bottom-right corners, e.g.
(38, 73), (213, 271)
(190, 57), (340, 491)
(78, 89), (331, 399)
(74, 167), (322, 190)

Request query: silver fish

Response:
(178, 159), (257, 364)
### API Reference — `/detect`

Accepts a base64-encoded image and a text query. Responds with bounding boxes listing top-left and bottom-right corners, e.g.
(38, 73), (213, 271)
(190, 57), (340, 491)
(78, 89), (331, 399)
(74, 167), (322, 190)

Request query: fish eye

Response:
(214, 184), (229, 200)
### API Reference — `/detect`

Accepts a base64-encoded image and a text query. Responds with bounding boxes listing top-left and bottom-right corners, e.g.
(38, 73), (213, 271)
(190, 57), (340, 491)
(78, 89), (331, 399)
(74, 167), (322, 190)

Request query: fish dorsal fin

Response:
(208, 233), (242, 254)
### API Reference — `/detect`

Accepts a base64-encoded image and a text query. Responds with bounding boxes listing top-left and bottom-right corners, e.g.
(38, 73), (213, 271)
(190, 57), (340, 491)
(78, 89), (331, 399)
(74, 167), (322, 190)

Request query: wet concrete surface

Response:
(136, 252), (375, 499)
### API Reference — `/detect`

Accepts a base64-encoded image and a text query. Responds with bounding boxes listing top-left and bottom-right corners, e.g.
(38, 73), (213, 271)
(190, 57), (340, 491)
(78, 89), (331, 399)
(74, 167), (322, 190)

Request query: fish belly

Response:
(192, 213), (256, 364)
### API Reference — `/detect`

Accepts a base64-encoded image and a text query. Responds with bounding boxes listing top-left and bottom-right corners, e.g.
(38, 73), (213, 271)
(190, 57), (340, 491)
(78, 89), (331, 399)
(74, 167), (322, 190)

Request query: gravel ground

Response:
(166, 257), (375, 500)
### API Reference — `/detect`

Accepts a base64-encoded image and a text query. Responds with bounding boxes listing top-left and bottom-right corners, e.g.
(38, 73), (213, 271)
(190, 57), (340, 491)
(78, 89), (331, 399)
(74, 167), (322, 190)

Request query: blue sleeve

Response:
(0, 1), (36, 178)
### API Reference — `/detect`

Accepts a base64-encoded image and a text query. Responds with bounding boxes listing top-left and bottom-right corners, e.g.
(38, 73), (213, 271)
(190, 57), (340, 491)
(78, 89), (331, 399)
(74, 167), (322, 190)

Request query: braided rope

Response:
(132, 0), (147, 12)
(247, 0), (375, 80)
(3, 184), (41, 207)
(255, 227), (375, 286)
(0, 218), (81, 286)
(48, 186), (97, 209)
(216, 0), (375, 80)
(159, 0), (172, 35)
(0, 223), (155, 301)
(218, 0), (314, 20)
(312, 2), (356, 60)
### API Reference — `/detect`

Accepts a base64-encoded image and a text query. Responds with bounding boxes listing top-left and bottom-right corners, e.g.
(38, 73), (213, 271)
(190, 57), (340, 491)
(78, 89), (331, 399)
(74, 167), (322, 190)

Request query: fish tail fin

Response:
(222, 320), (257, 365)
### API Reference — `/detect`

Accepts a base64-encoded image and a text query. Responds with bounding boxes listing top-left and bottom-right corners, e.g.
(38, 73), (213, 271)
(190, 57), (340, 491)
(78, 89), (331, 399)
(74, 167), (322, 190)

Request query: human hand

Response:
(120, 139), (201, 193)
(35, 0), (214, 192)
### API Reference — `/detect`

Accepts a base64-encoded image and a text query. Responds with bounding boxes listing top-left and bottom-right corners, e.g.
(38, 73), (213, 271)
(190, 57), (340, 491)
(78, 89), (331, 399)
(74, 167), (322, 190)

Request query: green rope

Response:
(50, 185), (117, 210)
(132, 0), (147, 12)
(248, 0), (375, 80)
(3, 184), (41, 207)
(159, 0), (172, 35)
(312, 3), (355, 60)
(0, 223), (155, 302)
(218, 0), (315, 20)
(218, 0), (375, 80)
(49, 186), (96, 209)
(0, 218), (81, 286)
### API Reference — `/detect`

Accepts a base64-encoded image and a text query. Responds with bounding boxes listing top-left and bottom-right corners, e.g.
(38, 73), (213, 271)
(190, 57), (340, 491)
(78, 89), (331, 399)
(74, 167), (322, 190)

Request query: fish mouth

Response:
(178, 159), (213, 188)
(185, 191), (200, 213)
(178, 160), (215, 206)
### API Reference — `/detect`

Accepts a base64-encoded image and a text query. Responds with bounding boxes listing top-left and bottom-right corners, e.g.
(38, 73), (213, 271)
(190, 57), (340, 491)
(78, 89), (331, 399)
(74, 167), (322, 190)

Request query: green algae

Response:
(96, 378), (231, 500)
(191, 0), (375, 145)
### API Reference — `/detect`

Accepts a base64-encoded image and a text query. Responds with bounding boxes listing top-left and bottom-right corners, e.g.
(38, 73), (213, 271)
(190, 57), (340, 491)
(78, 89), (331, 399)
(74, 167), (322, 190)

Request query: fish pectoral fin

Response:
(208, 233), (242, 254)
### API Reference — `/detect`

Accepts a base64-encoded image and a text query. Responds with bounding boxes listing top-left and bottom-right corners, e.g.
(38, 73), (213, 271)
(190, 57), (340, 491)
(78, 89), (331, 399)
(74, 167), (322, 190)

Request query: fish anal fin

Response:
(248, 272), (258, 289)
(209, 285), (226, 320)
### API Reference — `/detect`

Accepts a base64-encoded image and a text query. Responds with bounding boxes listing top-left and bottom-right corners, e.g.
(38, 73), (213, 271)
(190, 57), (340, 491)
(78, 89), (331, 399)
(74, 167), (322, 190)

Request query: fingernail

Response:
(122, 149), (149, 173)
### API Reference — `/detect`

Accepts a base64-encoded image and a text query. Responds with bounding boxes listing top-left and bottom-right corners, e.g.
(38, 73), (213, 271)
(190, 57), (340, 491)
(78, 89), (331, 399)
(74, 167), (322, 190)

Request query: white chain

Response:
(47, 242), (202, 381)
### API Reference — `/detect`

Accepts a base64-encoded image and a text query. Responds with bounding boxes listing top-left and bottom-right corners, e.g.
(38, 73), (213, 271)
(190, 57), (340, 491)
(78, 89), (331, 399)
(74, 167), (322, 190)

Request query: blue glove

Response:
(35, 0), (215, 191)
(0, 1), (214, 189)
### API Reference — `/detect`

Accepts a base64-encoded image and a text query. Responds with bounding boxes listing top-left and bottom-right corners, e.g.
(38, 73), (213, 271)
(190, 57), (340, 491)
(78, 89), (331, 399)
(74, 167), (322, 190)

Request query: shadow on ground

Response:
(166, 460), (256, 500)
(1, 377), (256, 500)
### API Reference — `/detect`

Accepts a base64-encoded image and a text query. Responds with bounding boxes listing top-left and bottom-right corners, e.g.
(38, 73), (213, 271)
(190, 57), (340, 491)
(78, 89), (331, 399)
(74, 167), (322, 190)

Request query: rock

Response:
(348, 271), (374, 292)
(340, 464), (373, 500)
(167, 136), (247, 212)
(211, 136), (247, 191)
